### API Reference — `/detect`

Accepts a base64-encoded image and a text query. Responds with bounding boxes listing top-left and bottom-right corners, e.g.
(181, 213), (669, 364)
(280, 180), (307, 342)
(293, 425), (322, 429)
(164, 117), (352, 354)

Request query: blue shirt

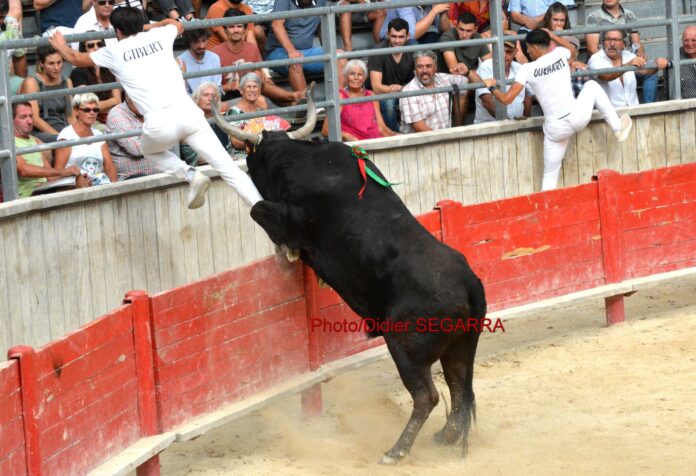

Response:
(508, 0), (576, 18)
(266, 0), (326, 53)
(39, 0), (84, 33)
(178, 50), (222, 94)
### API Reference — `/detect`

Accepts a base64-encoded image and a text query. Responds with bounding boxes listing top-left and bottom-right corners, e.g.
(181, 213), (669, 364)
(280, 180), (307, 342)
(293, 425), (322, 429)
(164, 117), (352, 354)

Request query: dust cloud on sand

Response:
(160, 275), (696, 476)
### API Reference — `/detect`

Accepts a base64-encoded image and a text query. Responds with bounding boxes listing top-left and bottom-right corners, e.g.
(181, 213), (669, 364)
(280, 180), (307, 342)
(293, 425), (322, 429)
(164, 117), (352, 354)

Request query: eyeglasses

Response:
(85, 41), (105, 49)
(605, 38), (624, 43)
(96, 0), (116, 5)
(79, 107), (101, 113)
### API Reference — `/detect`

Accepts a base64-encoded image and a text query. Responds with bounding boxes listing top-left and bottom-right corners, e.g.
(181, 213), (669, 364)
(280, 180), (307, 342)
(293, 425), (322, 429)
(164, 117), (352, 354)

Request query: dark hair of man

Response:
(12, 101), (32, 117)
(223, 7), (247, 28)
(457, 11), (478, 27)
(36, 45), (59, 63)
(387, 17), (409, 34)
(110, 7), (145, 37)
(526, 29), (551, 47)
(183, 28), (210, 47)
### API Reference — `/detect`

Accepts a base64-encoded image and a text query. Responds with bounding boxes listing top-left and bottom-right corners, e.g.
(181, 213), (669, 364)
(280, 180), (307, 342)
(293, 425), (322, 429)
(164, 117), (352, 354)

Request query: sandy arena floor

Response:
(158, 275), (696, 476)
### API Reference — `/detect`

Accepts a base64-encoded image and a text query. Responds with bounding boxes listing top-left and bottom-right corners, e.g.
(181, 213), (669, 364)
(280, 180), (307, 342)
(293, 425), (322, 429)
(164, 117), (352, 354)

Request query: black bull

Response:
(213, 94), (487, 464)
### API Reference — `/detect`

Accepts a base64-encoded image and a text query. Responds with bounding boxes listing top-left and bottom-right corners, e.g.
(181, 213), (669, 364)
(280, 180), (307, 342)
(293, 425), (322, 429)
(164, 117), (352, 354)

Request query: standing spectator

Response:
(54, 93), (118, 185)
(1, 0), (27, 94)
(105, 95), (160, 180)
(205, 0), (255, 49)
(34, 0), (90, 34)
(379, 0), (449, 44)
(483, 29), (631, 191)
(13, 102), (85, 197)
(585, 0), (658, 103)
(368, 18), (414, 132)
(474, 40), (531, 123)
(70, 37), (122, 129)
(588, 29), (669, 108)
(338, 0), (386, 52)
(678, 25), (696, 99)
(212, 9), (303, 104)
(438, 12), (491, 121)
(72, 0), (119, 49)
(399, 50), (469, 133)
(449, 0), (490, 33)
(321, 59), (397, 141)
(20, 45), (74, 143)
(178, 29), (223, 94)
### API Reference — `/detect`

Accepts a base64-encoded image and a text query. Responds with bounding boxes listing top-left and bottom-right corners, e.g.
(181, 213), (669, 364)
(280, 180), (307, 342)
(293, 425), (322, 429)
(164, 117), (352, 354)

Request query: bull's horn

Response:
(287, 82), (317, 140)
(210, 96), (261, 145)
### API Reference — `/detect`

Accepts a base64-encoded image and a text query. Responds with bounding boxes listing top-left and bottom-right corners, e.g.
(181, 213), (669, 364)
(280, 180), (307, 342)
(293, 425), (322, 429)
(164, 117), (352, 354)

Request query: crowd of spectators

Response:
(2, 0), (696, 200)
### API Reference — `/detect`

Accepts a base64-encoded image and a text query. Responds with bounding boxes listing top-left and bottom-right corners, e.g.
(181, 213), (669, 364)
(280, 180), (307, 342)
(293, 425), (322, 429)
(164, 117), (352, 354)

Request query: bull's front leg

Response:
(380, 336), (439, 465)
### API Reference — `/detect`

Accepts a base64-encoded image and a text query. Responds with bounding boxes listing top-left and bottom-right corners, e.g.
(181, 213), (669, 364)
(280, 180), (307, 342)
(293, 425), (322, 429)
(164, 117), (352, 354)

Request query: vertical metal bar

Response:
(0, 51), (19, 202)
(489, 0), (508, 120)
(666, 0), (682, 100)
(321, 11), (342, 142)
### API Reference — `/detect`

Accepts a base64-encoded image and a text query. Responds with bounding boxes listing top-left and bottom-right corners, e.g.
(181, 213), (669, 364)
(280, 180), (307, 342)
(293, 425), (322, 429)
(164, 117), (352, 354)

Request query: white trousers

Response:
(541, 80), (622, 191)
(140, 100), (263, 207)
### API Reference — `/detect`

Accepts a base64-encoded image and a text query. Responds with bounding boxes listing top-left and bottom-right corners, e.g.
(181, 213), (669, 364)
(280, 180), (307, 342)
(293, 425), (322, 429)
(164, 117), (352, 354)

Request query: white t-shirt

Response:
(515, 47), (574, 120)
(587, 49), (639, 108)
(57, 125), (105, 175)
(90, 24), (187, 115)
(71, 8), (119, 50)
(475, 59), (527, 123)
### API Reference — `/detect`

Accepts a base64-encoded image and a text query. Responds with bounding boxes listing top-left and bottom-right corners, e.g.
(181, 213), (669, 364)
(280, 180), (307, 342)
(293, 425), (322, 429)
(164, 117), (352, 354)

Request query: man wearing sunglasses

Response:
(72, 0), (118, 49)
(49, 7), (263, 209)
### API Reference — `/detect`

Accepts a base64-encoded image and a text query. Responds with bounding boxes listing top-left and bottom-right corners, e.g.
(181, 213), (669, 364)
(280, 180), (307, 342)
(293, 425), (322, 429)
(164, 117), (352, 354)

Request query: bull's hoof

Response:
(433, 426), (460, 445)
(379, 450), (407, 465)
(285, 247), (300, 262)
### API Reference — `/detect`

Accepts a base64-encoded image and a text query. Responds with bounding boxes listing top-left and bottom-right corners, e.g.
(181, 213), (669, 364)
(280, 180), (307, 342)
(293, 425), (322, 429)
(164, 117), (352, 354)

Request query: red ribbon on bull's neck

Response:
(350, 146), (400, 199)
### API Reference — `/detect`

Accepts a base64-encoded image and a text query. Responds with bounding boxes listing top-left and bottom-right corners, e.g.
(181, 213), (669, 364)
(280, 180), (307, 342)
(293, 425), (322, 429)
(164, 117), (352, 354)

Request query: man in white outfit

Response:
(483, 29), (633, 191)
(49, 7), (262, 209)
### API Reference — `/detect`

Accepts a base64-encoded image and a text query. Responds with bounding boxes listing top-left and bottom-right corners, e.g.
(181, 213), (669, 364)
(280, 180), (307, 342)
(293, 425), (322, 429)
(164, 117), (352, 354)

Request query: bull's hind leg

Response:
(433, 331), (480, 456)
(380, 336), (440, 465)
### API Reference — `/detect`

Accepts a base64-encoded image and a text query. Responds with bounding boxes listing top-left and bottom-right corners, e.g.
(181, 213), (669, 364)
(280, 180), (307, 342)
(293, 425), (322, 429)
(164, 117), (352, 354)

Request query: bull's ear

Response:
(250, 200), (309, 249)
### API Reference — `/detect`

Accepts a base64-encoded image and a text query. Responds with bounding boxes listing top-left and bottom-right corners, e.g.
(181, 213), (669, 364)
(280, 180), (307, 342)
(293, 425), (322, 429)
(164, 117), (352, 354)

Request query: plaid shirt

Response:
(680, 48), (696, 99)
(105, 102), (159, 180)
(399, 73), (468, 133)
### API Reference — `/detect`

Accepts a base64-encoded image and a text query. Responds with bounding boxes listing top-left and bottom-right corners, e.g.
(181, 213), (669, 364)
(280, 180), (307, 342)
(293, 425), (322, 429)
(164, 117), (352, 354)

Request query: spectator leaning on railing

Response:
(379, 0), (450, 44)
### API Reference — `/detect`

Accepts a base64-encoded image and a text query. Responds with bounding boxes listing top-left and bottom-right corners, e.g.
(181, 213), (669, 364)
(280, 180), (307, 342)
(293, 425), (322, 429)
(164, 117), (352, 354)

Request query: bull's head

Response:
(211, 83), (317, 146)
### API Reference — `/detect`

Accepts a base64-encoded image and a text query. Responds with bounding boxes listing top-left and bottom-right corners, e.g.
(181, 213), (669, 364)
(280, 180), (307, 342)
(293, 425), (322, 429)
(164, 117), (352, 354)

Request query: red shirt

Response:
(449, 1), (490, 33)
(206, 0), (254, 49)
(212, 41), (263, 85)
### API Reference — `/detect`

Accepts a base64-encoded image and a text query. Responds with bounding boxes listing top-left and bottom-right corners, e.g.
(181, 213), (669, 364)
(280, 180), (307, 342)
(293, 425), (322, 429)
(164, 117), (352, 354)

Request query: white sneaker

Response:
(187, 172), (211, 209)
(614, 114), (632, 142)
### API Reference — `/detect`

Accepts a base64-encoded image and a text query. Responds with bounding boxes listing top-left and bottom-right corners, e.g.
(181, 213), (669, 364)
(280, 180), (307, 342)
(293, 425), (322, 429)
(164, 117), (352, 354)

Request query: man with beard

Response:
(483, 29), (631, 191)
(178, 28), (222, 94)
(588, 29), (669, 108)
(205, 0), (255, 49)
(368, 18), (414, 132)
(398, 50), (469, 133)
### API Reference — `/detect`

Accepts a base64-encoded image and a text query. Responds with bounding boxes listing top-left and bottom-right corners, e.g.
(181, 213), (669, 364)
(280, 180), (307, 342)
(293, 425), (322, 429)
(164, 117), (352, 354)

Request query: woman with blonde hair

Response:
(54, 93), (117, 185)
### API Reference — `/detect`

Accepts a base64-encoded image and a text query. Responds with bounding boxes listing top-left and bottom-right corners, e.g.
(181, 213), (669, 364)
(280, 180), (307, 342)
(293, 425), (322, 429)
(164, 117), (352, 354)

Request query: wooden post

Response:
(436, 199), (461, 245)
(301, 265), (323, 416)
(7, 345), (42, 476)
(595, 170), (627, 325)
(124, 290), (161, 476)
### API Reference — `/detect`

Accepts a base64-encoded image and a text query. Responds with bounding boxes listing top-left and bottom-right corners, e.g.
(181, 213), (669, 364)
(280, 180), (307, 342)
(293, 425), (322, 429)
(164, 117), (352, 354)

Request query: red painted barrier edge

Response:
(6, 346), (41, 476)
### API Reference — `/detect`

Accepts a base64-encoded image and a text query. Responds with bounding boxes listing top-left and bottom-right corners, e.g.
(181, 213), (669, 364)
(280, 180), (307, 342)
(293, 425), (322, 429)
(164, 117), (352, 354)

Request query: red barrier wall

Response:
(5, 164), (696, 475)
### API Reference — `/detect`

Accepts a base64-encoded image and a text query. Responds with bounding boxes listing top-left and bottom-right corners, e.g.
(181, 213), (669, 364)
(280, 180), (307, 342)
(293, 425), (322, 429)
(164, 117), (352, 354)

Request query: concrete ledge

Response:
(87, 433), (176, 476)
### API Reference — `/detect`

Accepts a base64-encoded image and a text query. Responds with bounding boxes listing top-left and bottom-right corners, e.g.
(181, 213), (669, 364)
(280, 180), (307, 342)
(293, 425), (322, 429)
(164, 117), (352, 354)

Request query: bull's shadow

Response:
(212, 86), (487, 464)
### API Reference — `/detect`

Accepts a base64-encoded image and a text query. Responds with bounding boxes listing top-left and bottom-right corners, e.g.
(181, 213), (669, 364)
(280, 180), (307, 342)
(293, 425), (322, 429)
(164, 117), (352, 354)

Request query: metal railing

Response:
(0, 0), (695, 201)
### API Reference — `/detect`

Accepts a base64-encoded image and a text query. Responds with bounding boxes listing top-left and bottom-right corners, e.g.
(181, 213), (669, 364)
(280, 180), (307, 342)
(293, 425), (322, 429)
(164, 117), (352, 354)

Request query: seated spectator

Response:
(213, 9), (303, 104)
(34, 0), (88, 34)
(178, 29), (223, 94)
(192, 81), (232, 150)
(509, 0), (575, 33)
(588, 29), (669, 108)
(679, 25), (696, 99)
(20, 45), (74, 143)
(245, 0), (275, 51)
(585, 0), (658, 103)
(54, 93), (117, 185)
(154, 0), (194, 21)
(536, 2), (578, 60)
(227, 72), (291, 160)
(205, 0), (255, 49)
(449, 0), (489, 33)
(72, 0), (118, 49)
(337, 0), (386, 52)
(1, 0), (28, 94)
(321, 59), (397, 141)
(13, 101), (86, 198)
(474, 41), (531, 123)
(399, 50), (469, 133)
(70, 36), (122, 130)
(105, 94), (159, 180)
(480, 7), (527, 64)
(368, 18), (414, 132)
(379, 0), (449, 44)
(266, 0), (346, 94)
